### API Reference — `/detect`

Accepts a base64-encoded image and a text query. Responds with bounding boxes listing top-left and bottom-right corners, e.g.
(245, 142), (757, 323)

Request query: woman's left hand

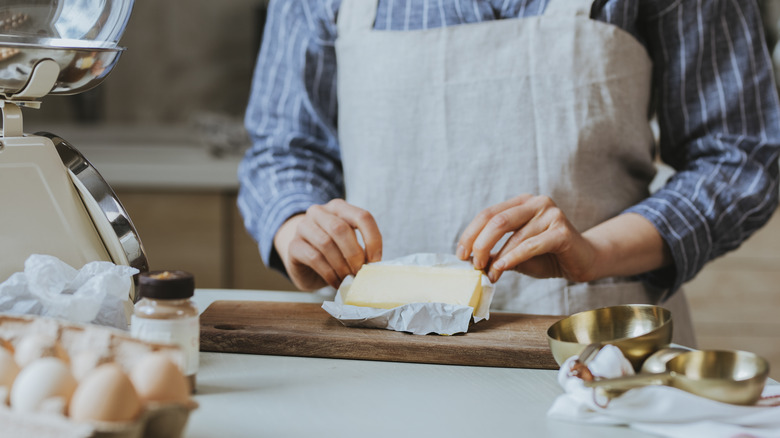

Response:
(456, 195), (598, 283)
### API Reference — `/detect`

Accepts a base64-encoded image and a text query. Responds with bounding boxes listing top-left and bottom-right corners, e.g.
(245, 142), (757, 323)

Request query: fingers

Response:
(286, 238), (341, 289)
(487, 203), (593, 283)
(323, 199), (382, 263)
(297, 212), (355, 280)
(285, 199), (382, 290)
(489, 224), (570, 281)
(458, 195), (586, 283)
(457, 194), (536, 270)
(491, 204), (562, 263)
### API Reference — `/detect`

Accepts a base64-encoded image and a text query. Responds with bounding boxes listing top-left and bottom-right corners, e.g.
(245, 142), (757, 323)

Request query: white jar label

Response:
(131, 315), (200, 376)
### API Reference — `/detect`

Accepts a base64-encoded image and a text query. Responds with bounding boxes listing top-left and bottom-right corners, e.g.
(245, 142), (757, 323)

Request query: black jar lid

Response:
(137, 270), (195, 299)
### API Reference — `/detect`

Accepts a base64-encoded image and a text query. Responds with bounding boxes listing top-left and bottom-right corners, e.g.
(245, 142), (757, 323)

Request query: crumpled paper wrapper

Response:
(0, 254), (138, 330)
(321, 253), (495, 335)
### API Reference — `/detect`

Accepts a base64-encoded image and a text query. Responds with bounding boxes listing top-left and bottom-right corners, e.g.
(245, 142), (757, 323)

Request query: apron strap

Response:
(337, 0), (379, 35)
(543, 0), (595, 17)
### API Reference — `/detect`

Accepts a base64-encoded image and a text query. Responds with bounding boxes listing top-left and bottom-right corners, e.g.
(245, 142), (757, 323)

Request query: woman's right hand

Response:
(273, 199), (383, 291)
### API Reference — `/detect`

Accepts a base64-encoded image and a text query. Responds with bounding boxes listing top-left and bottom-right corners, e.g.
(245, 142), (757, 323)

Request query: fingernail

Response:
(473, 257), (484, 269)
(492, 260), (505, 271)
(456, 245), (466, 259)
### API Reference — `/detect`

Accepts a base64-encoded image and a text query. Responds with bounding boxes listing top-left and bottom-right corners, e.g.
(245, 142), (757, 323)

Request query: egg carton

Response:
(0, 314), (198, 438)
(0, 402), (196, 438)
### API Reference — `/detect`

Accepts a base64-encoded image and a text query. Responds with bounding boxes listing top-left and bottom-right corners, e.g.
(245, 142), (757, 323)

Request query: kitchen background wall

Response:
(27, 0), (267, 127)
(20, 1), (780, 380)
(25, 0), (295, 293)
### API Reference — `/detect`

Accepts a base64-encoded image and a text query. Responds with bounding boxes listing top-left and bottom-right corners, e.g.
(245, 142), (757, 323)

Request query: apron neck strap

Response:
(337, 0), (379, 35)
(543, 0), (595, 17)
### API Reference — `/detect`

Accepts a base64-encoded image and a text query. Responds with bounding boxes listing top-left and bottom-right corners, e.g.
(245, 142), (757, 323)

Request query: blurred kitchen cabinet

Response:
(115, 190), (295, 291)
(116, 191), (227, 288)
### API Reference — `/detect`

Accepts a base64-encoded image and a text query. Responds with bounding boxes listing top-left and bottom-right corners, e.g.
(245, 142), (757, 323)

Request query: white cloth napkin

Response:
(547, 345), (780, 438)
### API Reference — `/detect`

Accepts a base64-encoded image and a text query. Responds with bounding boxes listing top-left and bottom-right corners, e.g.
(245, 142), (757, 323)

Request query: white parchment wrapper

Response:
(321, 253), (495, 335)
(0, 254), (138, 330)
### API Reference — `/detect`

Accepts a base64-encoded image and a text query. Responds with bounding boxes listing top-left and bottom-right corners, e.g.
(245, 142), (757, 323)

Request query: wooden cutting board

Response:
(200, 300), (563, 369)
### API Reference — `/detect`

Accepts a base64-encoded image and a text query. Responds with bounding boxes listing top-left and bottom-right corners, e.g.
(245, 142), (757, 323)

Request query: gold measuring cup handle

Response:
(584, 372), (673, 400)
(583, 350), (769, 406)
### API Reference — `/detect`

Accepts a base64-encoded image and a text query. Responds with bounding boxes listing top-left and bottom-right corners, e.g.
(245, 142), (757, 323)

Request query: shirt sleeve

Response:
(625, 0), (780, 295)
(237, 0), (342, 271)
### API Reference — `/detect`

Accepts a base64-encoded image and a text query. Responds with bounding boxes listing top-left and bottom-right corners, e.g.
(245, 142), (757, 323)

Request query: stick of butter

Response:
(343, 264), (483, 310)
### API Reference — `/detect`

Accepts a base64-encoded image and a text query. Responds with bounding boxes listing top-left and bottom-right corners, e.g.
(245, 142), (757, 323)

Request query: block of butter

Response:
(343, 264), (483, 310)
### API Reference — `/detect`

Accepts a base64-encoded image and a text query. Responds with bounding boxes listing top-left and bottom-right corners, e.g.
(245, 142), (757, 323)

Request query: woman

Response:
(239, 0), (780, 346)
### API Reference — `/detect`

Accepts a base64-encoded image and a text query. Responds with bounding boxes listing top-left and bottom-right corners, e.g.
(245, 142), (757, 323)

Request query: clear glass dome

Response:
(0, 0), (134, 97)
(0, 0), (134, 46)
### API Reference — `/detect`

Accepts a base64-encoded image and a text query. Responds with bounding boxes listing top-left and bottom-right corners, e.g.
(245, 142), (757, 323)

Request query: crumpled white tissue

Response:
(547, 344), (780, 438)
(321, 253), (494, 335)
(0, 254), (138, 330)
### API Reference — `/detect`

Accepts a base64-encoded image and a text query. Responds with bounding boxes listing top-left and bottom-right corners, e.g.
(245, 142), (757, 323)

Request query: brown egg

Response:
(10, 357), (77, 414)
(129, 353), (189, 404)
(0, 348), (20, 404)
(14, 334), (69, 368)
(70, 363), (142, 422)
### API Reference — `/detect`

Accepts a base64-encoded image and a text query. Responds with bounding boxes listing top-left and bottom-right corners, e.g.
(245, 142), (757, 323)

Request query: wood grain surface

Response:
(200, 300), (563, 369)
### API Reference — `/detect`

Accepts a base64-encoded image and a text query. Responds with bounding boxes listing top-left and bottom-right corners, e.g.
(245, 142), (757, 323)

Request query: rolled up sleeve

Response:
(238, 0), (342, 271)
(626, 0), (780, 295)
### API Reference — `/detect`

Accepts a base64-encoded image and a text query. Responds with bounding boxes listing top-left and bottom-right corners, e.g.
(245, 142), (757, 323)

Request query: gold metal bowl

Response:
(547, 304), (673, 370)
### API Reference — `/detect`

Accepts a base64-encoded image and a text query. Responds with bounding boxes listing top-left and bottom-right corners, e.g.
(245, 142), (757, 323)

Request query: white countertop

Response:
(186, 289), (654, 438)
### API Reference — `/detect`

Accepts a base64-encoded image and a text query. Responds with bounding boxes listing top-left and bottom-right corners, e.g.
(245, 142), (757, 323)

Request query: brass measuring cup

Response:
(585, 349), (770, 405)
(547, 305), (673, 371)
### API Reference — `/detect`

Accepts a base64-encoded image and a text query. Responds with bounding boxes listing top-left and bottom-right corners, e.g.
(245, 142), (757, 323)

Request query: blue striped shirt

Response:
(238, 0), (780, 294)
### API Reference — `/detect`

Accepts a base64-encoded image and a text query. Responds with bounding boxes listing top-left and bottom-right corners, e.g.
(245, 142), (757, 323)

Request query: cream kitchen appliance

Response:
(0, 0), (147, 301)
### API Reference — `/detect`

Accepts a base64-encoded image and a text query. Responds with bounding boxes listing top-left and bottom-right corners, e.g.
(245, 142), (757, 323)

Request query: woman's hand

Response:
(273, 199), (383, 291)
(457, 195), (672, 284)
(457, 195), (597, 283)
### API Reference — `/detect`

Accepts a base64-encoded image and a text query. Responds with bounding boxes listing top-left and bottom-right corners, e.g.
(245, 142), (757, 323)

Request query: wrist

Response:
(273, 214), (305, 268)
(581, 231), (614, 282)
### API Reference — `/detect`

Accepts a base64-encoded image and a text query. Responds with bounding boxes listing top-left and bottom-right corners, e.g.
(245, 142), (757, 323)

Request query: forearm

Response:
(583, 213), (672, 282)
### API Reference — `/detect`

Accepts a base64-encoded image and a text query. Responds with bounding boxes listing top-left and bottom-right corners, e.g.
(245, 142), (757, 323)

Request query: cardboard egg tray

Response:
(0, 314), (198, 438)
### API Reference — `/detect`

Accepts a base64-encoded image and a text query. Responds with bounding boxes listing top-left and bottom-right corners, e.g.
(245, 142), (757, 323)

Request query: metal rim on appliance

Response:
(40, 131), (148, 301)
(0, 42), (125, 97)
(0, 36), (122, 51)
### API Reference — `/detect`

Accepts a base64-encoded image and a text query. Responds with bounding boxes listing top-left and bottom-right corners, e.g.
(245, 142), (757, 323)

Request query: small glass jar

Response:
(131, 270), (199, 393)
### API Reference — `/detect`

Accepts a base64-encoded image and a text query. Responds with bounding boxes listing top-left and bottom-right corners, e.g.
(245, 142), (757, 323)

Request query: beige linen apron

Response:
(335, 0), (695, 346)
